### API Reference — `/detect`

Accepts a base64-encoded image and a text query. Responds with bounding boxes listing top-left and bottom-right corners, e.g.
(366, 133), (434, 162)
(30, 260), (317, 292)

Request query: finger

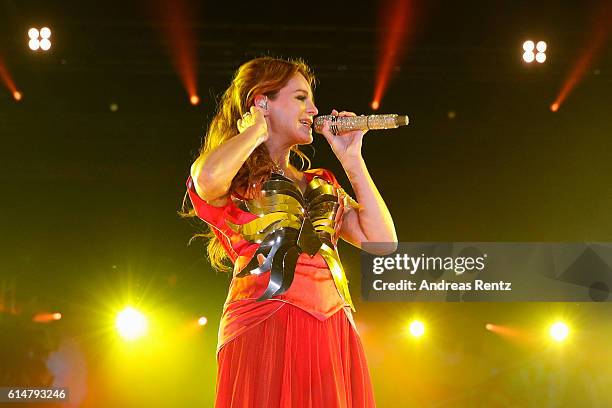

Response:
(251, 105), (267, 119)
(320, 118), (334, 141)
(239, 116), (249, 129)
(331, 109), (339, 116)
(338, 111), (356, 117)
(257, 253), (266, 266)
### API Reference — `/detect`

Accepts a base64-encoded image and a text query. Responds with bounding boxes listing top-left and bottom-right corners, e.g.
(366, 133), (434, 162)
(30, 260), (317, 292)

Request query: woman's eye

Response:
(296, 96), (307, 101)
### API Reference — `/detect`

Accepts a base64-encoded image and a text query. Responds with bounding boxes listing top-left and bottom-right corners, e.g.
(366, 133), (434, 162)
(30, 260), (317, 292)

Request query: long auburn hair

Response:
(180, 56), (316, 272)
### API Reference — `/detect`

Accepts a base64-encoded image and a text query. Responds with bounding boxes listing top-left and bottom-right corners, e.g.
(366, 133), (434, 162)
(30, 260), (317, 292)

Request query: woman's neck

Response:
(267, 149), (305, 187)
(267, 144), (292, 174)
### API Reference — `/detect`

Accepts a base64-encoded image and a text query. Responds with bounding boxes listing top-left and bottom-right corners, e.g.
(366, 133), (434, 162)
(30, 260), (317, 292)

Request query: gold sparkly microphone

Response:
(313, 114), (409, 135)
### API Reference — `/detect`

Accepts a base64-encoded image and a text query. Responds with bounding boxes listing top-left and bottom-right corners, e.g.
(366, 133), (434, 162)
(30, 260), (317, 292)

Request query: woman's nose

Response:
(307, 101), (318, 116)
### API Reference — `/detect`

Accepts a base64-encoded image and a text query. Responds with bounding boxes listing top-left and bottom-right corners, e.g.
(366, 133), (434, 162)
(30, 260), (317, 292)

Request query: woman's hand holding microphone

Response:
(318, 109), (366, 164)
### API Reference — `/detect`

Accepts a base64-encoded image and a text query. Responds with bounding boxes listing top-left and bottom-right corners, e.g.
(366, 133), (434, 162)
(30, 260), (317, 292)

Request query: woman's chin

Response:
(294, 129), (313, 145)
(299, 135), (313, 145)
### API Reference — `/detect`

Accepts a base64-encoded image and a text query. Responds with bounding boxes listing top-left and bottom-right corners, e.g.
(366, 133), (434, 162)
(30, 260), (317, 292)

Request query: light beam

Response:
(371, 0), (415, 110)
(551, 3), (611, 111)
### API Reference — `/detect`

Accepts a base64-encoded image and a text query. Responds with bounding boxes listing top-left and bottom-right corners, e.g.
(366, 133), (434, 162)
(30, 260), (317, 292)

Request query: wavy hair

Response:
(179, 57), (316, 272)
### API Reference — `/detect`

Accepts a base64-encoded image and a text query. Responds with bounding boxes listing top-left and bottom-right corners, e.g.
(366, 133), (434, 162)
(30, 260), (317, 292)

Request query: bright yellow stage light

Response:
(116, 307), (149, 341)
(408, 320), (425, 338)
(549, 321), (569, 342)
(197, 316), (208, 326)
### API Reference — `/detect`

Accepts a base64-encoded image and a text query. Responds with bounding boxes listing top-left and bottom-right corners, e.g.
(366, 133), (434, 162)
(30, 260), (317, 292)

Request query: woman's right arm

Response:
(191, 106), (268, 203)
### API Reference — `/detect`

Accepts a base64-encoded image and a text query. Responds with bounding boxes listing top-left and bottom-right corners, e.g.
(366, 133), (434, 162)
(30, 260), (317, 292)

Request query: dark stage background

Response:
(1, 0), (611, 406)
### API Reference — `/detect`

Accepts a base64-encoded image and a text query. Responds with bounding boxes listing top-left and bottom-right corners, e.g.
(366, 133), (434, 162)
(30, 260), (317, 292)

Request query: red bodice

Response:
(186, 169), (356, 354)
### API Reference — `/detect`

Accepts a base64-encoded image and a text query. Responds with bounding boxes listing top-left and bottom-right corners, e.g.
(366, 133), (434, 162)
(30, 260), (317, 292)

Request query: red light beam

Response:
(0, 57), (21, 101)
(551, 3), (611, 111)
(152, 0), (199, 104)
(372, 0), (415, 110)
(33, 312), (62, 323)
(486, 323), (521, 338)
(486, 323), (538, 345)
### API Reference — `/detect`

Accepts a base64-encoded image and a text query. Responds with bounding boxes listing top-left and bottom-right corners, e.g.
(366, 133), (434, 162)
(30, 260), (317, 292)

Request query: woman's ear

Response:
(253, 95), (269, 111)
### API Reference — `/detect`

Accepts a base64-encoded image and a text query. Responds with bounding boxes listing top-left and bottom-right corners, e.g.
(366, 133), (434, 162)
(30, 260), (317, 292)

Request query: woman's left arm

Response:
(320, 110), (398, 255)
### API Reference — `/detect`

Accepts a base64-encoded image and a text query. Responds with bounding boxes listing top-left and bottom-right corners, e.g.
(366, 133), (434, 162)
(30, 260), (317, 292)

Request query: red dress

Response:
(186, 168), (376, 407)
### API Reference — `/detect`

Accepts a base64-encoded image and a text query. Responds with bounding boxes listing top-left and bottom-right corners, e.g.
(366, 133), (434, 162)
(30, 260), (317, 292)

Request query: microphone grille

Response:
(395, 115), (409, 126)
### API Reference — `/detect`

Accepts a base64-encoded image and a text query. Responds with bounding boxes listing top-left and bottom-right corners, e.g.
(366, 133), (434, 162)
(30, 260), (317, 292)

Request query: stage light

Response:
(28, 39), (40, 51)
(33, 312), (62, 323)
(522, 40), (546, 64)
(551, 1), (608, 113)
(371, 0), (414, 112)
(549, 321), (569, 342)
(484, 323), (522, 339)
(408, 320), (425, 338)
(550, 102), (559, 112)
(197, 316), (208, 326)
(116, 307), (148, 341)
(523, 51), (535, 63)
(40, 27), (51, 39)
(1, 59), (21, 101)
(153, 3), (199, 108)
(27, 27), (52, 51)
(28, 28), (39, 39)
(40, 39), (51, 51)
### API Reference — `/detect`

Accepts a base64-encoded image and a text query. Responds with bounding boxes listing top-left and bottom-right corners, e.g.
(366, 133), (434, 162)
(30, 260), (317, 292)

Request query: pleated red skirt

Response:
(215, 303), (377, 408)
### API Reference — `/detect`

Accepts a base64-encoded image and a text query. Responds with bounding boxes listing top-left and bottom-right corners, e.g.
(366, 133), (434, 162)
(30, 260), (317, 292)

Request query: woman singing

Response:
(183, 56), (397, 407)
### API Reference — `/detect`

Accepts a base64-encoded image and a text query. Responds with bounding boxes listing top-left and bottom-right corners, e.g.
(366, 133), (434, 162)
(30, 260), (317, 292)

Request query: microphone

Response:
(313, 114), (409, 135)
